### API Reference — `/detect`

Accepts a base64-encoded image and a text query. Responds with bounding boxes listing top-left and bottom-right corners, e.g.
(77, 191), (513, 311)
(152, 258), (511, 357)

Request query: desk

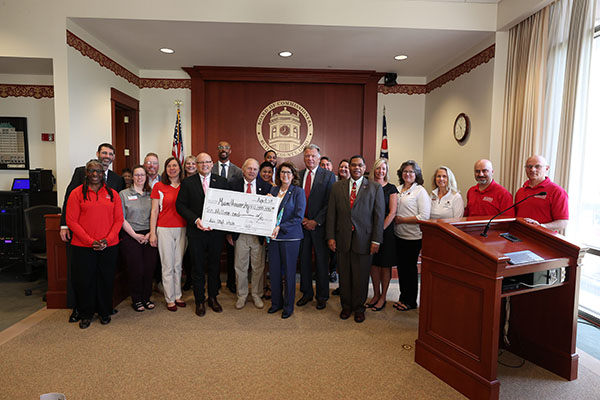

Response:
(45, 214), (129, 309)
(415, 217), (585, 400)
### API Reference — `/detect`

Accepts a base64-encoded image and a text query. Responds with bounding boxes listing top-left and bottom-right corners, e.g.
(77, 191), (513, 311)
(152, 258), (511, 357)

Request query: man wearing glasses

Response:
(211, 141), (242, 293)
(143, 152), (160, 188)
(60, 143), (124, 323)
(515, 155), (568, 231)
(464, 159), (513, 217)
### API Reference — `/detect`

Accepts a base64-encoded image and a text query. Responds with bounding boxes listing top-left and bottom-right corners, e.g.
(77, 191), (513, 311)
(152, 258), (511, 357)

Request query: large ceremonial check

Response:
(202, 188), (281, 236)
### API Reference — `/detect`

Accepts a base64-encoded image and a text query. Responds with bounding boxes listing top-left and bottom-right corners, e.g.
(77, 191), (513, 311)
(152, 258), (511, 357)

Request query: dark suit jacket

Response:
(270, 185), (306, 240)
(211, 161), (242, 182)
(326, 177), (385, 255)
(299, 167), (335, 226)
(229, 176), (272, 242)
(176, 173), (229, 238)
(60, 166), (124, 226)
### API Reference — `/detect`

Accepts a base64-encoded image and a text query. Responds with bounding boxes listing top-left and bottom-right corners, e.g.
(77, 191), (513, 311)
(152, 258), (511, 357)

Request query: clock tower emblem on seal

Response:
(256, 100), (314, 157)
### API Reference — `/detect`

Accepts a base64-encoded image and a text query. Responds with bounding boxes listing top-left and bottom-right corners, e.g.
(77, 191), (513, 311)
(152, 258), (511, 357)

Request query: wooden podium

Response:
(416, 217), (585, 400)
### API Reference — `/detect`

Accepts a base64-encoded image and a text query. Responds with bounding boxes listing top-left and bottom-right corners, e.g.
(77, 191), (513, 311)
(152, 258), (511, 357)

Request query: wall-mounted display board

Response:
(0, 117), (30, 170)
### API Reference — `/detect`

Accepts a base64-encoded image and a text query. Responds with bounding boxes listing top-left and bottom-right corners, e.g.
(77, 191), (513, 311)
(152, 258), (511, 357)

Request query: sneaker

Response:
(252, 295), (264, 309)
(235, 297), (246, 309)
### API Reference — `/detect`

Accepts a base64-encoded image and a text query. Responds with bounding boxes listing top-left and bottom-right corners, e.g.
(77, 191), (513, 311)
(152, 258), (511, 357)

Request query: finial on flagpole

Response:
(174, 100), (183, 108)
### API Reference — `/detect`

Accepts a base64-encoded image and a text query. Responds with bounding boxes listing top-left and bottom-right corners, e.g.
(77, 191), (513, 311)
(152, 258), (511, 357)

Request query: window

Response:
(568, 24), (600, 324)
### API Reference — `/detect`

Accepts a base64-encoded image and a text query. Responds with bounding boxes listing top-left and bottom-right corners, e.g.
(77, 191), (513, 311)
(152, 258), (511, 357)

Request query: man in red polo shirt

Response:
(464, 159), (513, 217)
(515, 155), (568, 231)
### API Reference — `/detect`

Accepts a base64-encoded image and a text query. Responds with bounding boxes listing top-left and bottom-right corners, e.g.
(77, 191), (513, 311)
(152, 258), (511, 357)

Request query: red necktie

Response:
(350, 181), (357, 208)
(246, 182), (252, 193)
(304, 170), (312, 201)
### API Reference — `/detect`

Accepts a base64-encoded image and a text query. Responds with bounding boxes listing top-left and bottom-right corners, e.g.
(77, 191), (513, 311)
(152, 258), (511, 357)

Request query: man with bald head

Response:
(464, 159), (514, 217)
(227, 158), (272, 309)
(515, 155), (568, 231)
(176, 152), (230, 317)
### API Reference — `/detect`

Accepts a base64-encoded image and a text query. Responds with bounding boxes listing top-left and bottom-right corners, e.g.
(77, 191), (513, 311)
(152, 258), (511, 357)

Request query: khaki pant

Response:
(234, 234), (265, 299)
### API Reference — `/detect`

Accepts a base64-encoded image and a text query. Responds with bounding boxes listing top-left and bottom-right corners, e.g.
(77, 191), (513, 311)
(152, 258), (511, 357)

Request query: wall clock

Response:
(453, 113), (470, 143)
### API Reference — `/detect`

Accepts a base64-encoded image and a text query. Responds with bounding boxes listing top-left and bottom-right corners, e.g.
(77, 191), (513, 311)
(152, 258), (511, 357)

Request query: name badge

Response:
(483, 196), (493, 203)
(128, 195), (138, 200)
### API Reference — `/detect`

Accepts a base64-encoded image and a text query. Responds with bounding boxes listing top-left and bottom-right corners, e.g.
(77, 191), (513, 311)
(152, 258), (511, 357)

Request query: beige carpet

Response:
(1, 285), (598, 400)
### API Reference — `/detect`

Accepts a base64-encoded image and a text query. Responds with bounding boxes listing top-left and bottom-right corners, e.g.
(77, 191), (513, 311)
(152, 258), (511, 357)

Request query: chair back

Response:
(24, 205), (61, 254)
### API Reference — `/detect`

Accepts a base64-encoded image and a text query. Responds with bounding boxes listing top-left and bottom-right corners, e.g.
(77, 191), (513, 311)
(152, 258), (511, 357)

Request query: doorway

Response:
(110, 88), (139, 174)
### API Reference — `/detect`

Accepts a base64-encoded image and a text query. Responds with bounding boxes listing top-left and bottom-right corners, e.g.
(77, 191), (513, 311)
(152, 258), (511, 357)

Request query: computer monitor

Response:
(11, 178), (30, 190)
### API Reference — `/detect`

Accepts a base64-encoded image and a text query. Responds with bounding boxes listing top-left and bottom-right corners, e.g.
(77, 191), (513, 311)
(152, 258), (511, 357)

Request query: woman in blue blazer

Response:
(268, 161), (306, 319)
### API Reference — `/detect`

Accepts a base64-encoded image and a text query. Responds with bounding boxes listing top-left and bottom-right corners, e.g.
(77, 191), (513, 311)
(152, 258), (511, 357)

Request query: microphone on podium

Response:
(480, 191), (547, 237)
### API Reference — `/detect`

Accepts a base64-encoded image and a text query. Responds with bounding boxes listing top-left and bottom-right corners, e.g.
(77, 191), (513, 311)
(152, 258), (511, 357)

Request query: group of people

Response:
(60, 140), (568, 328)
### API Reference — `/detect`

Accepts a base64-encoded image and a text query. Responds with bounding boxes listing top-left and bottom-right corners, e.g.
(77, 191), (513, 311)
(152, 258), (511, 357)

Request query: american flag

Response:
(380, 106), (388, 159)
(172, 106), (184, 164)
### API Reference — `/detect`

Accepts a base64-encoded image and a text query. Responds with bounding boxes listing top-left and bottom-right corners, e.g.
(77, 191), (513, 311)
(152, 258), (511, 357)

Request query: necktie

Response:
(350, 181), (357, 208)
(202, 176), (209, 194)
(246, 182), (252, 193)
(304, 170), (312, 201)
(220, 163), (226, 177)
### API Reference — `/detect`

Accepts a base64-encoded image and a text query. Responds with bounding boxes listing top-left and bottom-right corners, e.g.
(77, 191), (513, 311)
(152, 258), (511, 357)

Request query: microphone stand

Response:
(480, 191), (547, 237)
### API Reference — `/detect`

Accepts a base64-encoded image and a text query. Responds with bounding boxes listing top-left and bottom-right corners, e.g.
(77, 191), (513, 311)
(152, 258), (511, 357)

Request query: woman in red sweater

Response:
(66, 159), (124, 329)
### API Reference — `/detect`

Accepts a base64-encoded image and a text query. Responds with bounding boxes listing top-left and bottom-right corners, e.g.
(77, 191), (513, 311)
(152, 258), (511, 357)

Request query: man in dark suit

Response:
(326, 155), (384, 323)
(297, 144), (336, 310)
(211, 140), (242, 293)
(176, 152), (230, 317)
(60, 143), (124, 323)
(227, 158), (272, 310)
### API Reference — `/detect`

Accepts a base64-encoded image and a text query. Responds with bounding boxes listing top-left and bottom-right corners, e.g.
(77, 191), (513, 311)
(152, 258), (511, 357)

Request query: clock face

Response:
(453, 113), (469, 142)
(279, 125), (290, 135)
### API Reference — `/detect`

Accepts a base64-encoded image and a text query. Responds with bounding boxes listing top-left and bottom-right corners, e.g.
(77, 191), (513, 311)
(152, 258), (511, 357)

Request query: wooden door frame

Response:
(110, 88), (140, 172)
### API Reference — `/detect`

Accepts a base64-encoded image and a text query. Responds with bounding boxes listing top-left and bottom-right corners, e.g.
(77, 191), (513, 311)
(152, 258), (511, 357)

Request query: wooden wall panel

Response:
(184, 67), (382, 171)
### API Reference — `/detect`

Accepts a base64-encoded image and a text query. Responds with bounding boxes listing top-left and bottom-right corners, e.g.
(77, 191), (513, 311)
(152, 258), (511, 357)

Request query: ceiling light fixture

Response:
(394, 55), (408, 61)
(279, 51), (293, 58)
(160, 48), (174, 54)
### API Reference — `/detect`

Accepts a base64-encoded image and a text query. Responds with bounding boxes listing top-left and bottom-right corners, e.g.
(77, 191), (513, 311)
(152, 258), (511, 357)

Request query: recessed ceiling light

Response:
(160, 48), (174, 54)
(279, 51), (293, 58)
(394, 55), (408, 61)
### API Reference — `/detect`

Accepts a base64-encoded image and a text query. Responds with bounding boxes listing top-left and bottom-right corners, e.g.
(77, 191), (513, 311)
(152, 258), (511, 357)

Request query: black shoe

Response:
(110, 308), (118, 315)
(195, 303), (206, 317)
(329, 271), (338, 283)
(354, 311), (365, 323)
(339, 309), (352, 320)
(332, 288), (340, 296)
(100, 316), (111, 325)
(316, 299), (327, 310)
(282, 310), (292, 319)
(79, 319), (91, 329)
(296, 296), (312, 307)
(268, 306), (282, 314)
(207, 297), (223, 313)
(69, 309), (80, 323)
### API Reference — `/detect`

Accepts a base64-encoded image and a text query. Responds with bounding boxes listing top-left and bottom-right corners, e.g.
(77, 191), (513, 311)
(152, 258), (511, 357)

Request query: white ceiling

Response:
(70, 18), (494, 78)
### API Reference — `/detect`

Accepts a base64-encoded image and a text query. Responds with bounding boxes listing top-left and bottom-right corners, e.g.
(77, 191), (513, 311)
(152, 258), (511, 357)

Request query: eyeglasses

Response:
(280, 170), (293, 175)
(87, 168), (103, 174)
(525, 164), (545, 170)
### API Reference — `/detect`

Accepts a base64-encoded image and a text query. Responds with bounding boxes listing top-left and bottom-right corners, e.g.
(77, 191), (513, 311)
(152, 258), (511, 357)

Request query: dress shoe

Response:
(235, 297), (246, 310)
(252, 295), (264, 309)
(296, 296), (312, 307)
(354, 311), (366, 323)
(175, 299), (186, 308)
(167, 304), (177, 312)
(195, 303), (206, 317)
(329, 271), (338, 283)
(69, 309), (81, 323)
(268, 306), (282, 314)
(79, 319), (91, 329)
(282, 310), (292, 319)
(316, 299), (327, 310)
(339, 309), (352, 320)
(100, 316), (111, 325)
(332, 288), (340, 296)
(207, 297), (223, 313)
